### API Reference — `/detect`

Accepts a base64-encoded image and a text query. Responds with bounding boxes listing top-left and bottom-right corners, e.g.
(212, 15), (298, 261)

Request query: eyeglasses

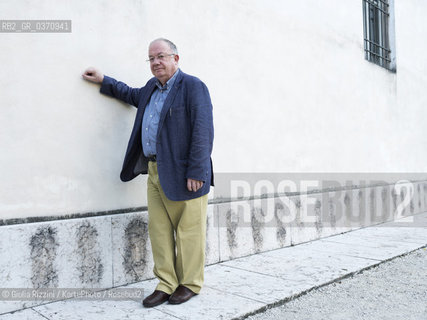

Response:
(146, 54), (175, 63)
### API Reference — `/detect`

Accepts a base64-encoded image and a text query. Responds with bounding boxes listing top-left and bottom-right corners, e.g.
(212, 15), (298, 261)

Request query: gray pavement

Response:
(247, 246), (427, 320)
(1, 212), (426, 320)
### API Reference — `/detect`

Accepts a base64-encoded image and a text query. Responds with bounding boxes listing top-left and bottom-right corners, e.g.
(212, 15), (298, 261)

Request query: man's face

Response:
(148, 40), (179, 85)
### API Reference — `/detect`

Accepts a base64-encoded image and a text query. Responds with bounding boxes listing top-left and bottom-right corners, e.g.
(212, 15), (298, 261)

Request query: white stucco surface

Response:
(1, 0), (427, 219)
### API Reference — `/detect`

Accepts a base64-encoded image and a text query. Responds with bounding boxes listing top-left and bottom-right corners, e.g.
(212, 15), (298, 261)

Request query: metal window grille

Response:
(362, 0), (392, 70)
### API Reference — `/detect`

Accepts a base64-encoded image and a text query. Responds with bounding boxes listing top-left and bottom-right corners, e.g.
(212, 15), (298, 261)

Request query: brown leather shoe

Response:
(142, 290), (170, 308)
(168, 285), (197, 304)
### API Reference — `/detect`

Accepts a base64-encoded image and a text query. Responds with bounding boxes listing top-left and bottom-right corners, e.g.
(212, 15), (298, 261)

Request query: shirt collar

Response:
(155, 68), (180, 92)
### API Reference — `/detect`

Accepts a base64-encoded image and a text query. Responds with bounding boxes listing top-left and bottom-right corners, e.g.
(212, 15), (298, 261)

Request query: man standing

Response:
(82, 38), (214, 307)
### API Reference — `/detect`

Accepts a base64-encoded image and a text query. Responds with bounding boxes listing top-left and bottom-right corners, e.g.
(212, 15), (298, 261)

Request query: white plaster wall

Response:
(1, 0), (427, 220)
(0, 0), (149, 219)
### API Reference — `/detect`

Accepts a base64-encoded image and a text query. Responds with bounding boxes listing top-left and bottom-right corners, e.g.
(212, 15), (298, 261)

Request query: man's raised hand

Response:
(82, 67), (104, 84)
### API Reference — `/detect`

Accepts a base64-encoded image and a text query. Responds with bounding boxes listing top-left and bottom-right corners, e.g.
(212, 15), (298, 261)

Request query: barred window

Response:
(362, 0), (396, 71)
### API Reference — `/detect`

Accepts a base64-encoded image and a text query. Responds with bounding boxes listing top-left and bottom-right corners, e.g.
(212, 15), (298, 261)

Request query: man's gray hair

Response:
(151, 38), (178, 55)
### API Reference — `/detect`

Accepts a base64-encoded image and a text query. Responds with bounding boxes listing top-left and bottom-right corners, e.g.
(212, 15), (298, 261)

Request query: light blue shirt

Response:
(141, 69), (179, 157)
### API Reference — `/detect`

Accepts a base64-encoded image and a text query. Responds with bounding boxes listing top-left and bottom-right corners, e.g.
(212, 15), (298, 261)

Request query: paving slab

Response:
(154, 286), (264, 320)
(327, 227), (427, 245)
(311, 236), (424, 260)
(33, 299), (170, 320)
(0, 308), (47, 320)
(0, 302), (35, 316)
(352, 226), (427, 243)
(320, 229), (426, 248)
(204, 265), (306, 304)
(126, 278), (265, 320)
(223, 246), (378, 289)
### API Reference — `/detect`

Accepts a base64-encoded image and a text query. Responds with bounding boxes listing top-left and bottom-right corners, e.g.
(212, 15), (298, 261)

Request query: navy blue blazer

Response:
(100, 70), (214, 201)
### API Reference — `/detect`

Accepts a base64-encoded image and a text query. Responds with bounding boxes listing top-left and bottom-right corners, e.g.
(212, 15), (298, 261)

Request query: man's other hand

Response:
(187, 178), (204, 192)
(82, 67), (104, 84)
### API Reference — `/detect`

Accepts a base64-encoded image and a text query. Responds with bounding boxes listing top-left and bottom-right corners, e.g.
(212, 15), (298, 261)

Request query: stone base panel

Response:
(1, 181), (426, 314)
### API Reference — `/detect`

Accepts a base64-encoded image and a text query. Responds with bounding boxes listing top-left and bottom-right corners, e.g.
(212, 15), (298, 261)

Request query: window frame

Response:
(362, 0), (396, 72)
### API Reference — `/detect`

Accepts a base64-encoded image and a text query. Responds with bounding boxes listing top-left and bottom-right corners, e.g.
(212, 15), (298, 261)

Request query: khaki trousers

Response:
(147, 161), (208, 294)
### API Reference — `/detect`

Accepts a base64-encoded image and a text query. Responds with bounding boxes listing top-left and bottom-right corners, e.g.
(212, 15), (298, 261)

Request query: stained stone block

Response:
(330, 187), (360, 233)
(111, 204), (219, 287)
(331, 186), (381, 231)
(410, 181), (426, 215)
(365, 186), (382, 226)
(0, 217), (113, 314)
(217, 200), (256, 261)
(413, 182), (423, 215)
(0, 223), (48, 315)
(246, 196), (292, 253)
(217, 197), (292, 262)
(111, 211), (155, 287)
(421, 182), (427, 212)
(319, 189), (343, 237)
(402, 181), (417, 217)
(205, 204), (220, 265)
(386, 184), (403, 223)
(0, 224), (34, 290)
(391, 181), (420, 222)
(289, 193), (325, 245)
(55, 216), (113, 289)
(271, 197), (292, 249)
(344, 187), (365, 230)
